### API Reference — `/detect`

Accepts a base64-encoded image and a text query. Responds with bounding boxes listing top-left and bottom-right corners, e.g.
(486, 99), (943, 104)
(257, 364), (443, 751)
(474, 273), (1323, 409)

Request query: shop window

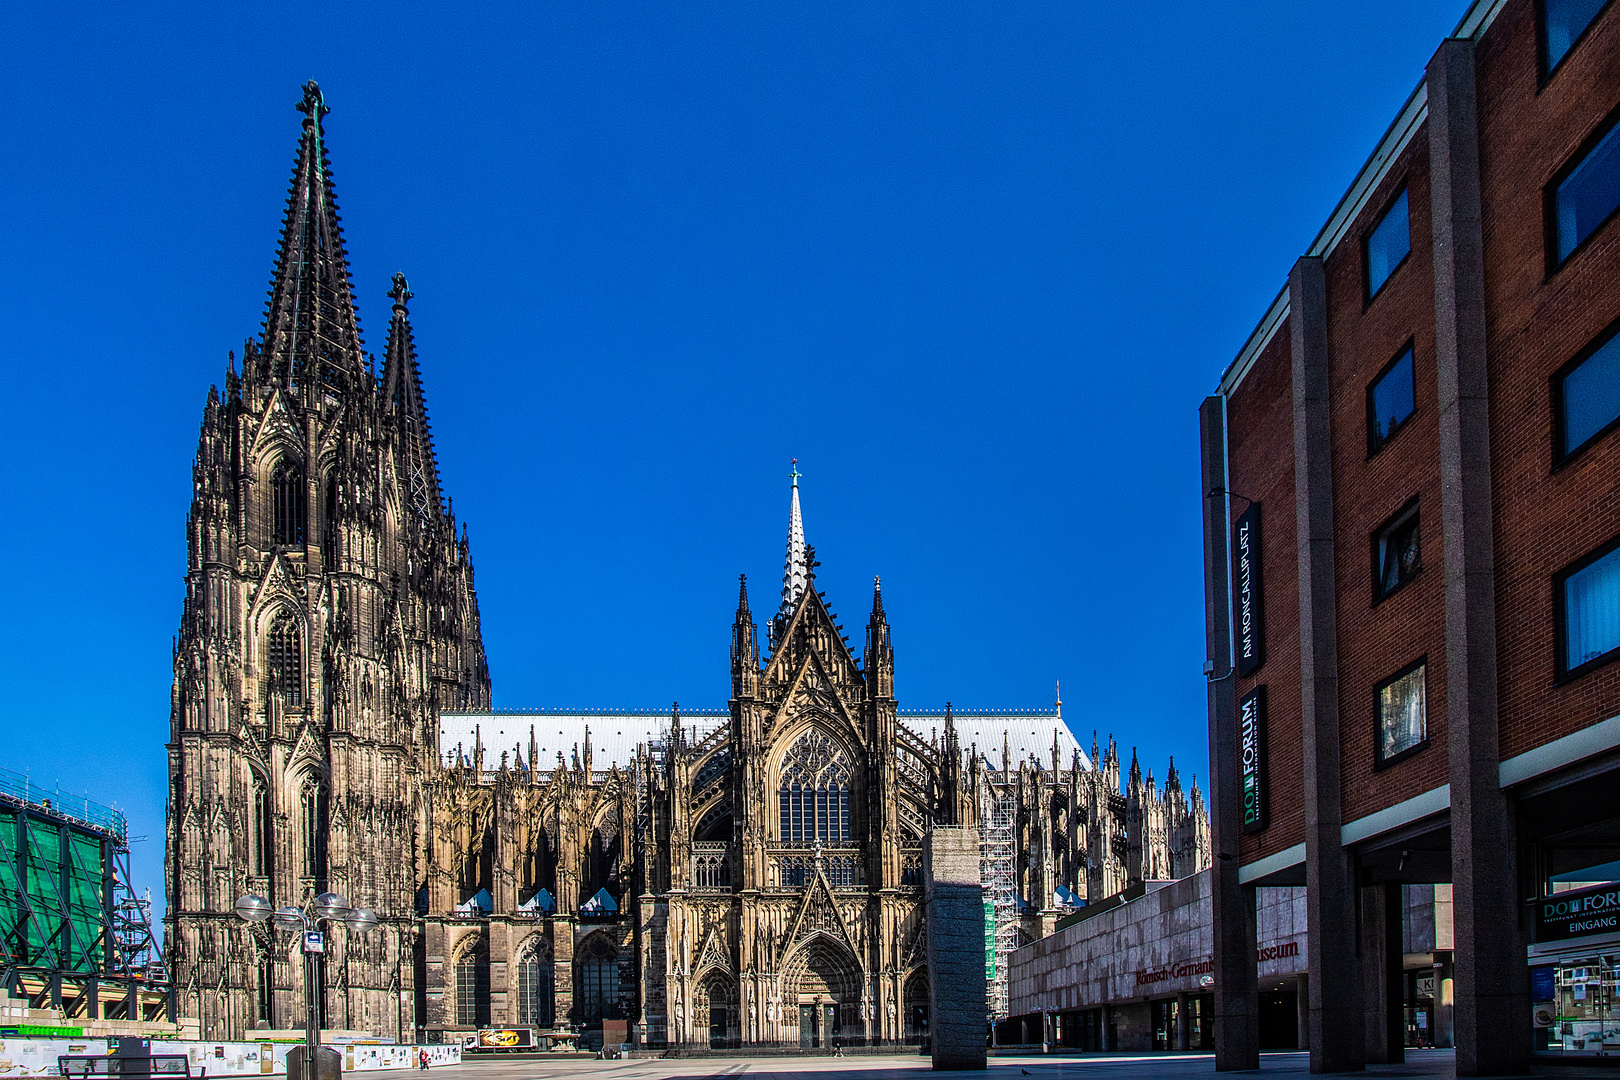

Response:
(1541, 0), (1614, 74)
(1555, 320), (1620, 463)
(1376, 659), (1428, 768)
(1368, 344), (1416, 455)
(1373, 499), (1422, 602)
(1365, 188), (1411, 300)
(1550, 108), (1620, 267)
(1558, 539), (1620, 678)
(1534, 957), (1620, 1056)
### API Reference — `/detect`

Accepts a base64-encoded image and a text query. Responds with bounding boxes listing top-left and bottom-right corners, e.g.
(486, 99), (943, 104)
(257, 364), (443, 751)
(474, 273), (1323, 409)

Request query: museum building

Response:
(1198, 0), (1620, 1070)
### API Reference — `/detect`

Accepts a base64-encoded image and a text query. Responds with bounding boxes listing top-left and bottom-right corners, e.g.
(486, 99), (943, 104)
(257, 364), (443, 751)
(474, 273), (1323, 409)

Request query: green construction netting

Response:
(0, 806), (106, 973)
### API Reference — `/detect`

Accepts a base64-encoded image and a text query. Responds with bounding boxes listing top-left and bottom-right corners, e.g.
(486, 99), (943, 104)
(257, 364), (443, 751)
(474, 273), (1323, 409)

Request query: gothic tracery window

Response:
(517, 940), (554, 1028)
(777, 730), (851, 846)
(251, 780), (271, 876)
(455, 940), (491, 1027)
(574, 934), (621, 1028)
(267, 615), (303, 708)
(272, 461), (305, 546)
(299, 777), (325, 879)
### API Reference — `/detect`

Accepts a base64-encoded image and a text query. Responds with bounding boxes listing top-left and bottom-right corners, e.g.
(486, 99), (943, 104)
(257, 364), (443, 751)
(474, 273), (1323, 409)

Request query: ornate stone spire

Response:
(779, 459), (807, 619)
(258, 81), (367, 401)
(380, 273), (442, 531)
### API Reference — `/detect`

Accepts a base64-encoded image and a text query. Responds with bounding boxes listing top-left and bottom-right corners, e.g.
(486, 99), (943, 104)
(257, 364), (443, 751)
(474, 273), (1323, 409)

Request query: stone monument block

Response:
(924, 825), (987, 1070)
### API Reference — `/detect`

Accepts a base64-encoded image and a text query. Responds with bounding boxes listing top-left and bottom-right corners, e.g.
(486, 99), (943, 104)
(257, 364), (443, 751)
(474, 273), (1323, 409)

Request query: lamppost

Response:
(236, 893), (378, 1053)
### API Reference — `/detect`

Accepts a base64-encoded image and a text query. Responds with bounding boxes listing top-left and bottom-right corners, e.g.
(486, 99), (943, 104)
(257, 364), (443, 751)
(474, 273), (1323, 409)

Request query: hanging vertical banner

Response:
(1233, 502), (1265, 677)
(1240, 686), (1266, 834)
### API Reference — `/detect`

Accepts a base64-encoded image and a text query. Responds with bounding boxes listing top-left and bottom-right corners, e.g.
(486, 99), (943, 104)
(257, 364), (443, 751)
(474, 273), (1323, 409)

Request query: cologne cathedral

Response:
(165, 82), (1209, 1050)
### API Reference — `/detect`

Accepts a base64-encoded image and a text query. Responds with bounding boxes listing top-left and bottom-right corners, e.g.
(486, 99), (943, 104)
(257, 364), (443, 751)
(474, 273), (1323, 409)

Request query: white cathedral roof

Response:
(439, 707), (1090, 775)
(898, 709), (1092, 772)
(438, 710), (728, 773)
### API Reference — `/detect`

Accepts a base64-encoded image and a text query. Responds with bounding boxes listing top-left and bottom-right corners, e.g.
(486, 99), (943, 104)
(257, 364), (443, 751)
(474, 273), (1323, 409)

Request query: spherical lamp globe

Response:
(345, 908), (379, 934)
(313, 893), (350, 920)
(234, 895), (273, 923)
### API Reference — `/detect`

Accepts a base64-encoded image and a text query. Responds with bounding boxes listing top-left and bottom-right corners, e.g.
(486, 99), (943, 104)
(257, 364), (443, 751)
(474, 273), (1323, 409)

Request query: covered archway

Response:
(903, 969), (930, 1043)
(696, 969), (738, 1048)
(783, 937), (863, 1048)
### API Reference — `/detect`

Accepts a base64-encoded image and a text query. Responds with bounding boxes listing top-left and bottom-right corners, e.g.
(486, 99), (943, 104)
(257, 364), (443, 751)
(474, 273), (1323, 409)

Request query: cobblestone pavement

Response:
(438, 1048), (1608, 1079)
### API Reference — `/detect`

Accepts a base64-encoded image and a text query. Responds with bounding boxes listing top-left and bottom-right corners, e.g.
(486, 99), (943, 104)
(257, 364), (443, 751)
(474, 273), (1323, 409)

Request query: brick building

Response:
(1199, 0), (1620, 1072)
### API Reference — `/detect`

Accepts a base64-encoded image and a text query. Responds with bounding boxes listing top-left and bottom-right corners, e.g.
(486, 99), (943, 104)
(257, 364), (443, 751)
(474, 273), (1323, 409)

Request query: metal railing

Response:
(0, 767), (127, 840)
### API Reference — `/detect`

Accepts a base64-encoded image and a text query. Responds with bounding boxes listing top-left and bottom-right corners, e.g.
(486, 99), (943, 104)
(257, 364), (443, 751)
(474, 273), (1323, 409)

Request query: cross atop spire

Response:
(259, 80), (366, 401)
(387, 271), (413, 313)
(297, 80), (329, 121)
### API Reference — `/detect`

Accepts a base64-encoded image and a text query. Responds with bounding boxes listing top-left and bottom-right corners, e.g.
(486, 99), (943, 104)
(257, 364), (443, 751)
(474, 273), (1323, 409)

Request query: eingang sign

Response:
(1240, 687), (1266, 834)
(1539, 881), (1620, 942)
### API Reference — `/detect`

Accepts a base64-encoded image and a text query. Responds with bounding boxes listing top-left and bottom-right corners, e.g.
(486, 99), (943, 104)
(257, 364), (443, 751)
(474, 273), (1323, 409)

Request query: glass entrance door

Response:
(800, 1004), (818, 1048)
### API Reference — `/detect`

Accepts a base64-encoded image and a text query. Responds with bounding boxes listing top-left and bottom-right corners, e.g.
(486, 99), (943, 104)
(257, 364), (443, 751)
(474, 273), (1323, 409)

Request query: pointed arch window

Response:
(516, 941), (554, 1028)
(777, 730), (851, 845)
(267, 615), (303, 707)
(455, 941), (491, 1027)
(574, 934), (621, 1028)
(258, 956), (274, 1024)
(250, 780), (272, 877)
(299, 777), (325, 880)
(272, 461), (306, 546)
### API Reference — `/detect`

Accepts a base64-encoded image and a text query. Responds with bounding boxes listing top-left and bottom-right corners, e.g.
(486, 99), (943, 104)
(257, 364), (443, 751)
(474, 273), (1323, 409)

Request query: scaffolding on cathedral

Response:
(980, 783), (1018, 1023)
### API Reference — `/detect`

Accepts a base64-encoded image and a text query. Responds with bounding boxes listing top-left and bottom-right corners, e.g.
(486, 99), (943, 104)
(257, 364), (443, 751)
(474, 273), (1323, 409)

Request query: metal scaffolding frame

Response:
(980, 780), (1018, 1023)
(0, 767), (169, 1021)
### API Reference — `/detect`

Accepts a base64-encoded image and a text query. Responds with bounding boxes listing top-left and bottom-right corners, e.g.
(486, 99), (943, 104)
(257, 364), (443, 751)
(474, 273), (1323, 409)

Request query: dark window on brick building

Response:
(1373, 499), (1421, 602)
(1365, 188), (1411, 299)
(1368, 344), (1416, 455)
(1376, 659), (1428, 768)
(1551, 110), (1620, 266)
(1555, 320), (1620, 461)
(1541, 0), (1614, 73)
(1558, 539), (1620, 678)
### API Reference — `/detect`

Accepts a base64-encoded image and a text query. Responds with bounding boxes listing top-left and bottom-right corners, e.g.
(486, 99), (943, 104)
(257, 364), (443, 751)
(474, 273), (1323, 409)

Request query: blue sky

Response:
(0, 0), (1466, 918)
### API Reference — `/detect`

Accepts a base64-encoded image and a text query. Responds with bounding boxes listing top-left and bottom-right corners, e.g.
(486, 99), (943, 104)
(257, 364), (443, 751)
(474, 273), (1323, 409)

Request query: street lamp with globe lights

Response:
(235, 892), (377, 1054)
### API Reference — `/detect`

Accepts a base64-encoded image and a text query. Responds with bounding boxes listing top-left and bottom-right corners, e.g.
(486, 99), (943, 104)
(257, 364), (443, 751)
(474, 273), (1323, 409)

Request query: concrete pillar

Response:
(923, 826), (987, 1070)
(1435, 960), (1455, 1049)
(1360, 883), (1404, 1063)
(1199, 396), (1261, 1071)
(1290, 255), (1364, 1073)
(1177, 992), (1191, 1050)
(1296, 973), (1311, 1051)
(1427, 33), (1529, 1078)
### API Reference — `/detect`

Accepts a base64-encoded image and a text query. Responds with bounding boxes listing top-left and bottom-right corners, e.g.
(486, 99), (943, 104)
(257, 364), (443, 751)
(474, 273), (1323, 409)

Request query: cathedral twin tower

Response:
(167, 82), (490, 1040)
(166, 83), (1208, 1048)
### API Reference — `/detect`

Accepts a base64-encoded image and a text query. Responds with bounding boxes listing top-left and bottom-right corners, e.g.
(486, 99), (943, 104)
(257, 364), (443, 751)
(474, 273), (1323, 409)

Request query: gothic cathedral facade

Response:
(165, 85), (1209, 1048)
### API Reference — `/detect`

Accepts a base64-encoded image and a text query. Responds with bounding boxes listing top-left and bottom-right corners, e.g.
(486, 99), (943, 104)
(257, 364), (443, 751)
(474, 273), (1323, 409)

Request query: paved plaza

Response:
(440, 1049), (1610, 1080)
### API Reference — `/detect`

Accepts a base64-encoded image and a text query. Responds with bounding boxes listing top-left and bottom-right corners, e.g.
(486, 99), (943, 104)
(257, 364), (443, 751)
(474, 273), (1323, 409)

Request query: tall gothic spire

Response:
(381, 273), (442, 530)
(779, 459), (807, 619)
(259, 81), (367, 400)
